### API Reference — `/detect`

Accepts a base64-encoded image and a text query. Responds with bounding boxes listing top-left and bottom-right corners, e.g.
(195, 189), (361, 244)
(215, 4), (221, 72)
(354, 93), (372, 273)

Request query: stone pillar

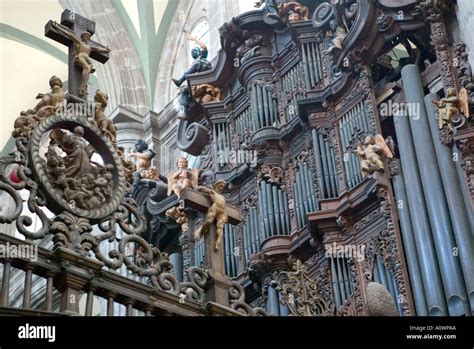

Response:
(425, 93), (474, 312)
(402, 64), (469, 315)
(392, 90), (447, 316)
(392, 160), (428, 315)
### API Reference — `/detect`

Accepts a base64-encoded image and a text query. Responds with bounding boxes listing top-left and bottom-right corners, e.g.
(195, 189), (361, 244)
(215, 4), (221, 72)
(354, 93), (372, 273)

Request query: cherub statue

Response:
(51, 21), (111, 97)
(167, 157), (199, 198)
(194, 180), (228, 251)
(432, 87), (469, 129)
(13, 76), (66, 138)
(192, 84), (221, 104)
(93, 90), (116, 145)
(29, 75), (66, 117)
(142, 166), (161, 181)
(128, 139), (156, 173)
(357, 135), (394, 177)
(277, 2), (309, 23)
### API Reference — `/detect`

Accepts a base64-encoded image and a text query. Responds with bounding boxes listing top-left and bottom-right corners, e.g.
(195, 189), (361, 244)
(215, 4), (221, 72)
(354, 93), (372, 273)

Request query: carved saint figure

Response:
(326, 0), (352, 53)
(93, 90), (116, 145)
(51, 21), (111, 96)
(173, 35), (213, 120)
(167, 157), (198, 198)
(45, 127), (114, 210)
(49, 126), (96, 178)
(432, 87), (469, 129)
(194, 180), (228, 251)
(357, 135), (393, 176)
(129, 139), (156, 173)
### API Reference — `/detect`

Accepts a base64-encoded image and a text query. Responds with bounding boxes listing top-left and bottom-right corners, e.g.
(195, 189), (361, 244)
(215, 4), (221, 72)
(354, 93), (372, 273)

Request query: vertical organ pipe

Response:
(265, 183), (275, 237)
(425, 94), (474, 312)
(330, 257), (342, 308)
(402, 65), (469, 315)
(394, 78), (448, 316)
(392, 159), (429, 315)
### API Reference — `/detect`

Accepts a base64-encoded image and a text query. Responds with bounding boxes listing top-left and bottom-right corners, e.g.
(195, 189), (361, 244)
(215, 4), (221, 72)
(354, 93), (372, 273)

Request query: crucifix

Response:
(180, 182), (241, 307)
(45, 9), (110, 98)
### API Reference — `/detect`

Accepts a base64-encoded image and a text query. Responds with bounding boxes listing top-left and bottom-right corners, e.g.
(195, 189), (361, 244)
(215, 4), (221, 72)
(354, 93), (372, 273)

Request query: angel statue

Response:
(357, 135), (394, 177)
(167, 157), (199, 198)
(193, 180), (228, 251)
(432, 87), (470, 129)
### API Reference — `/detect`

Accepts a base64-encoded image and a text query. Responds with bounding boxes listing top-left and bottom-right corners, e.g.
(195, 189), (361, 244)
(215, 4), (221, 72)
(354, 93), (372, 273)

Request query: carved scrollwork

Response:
(177, 119), (210, 157)
(312, 2), (334, 29)
(228, 280), (268, 316)
(0, 140), (52, 241)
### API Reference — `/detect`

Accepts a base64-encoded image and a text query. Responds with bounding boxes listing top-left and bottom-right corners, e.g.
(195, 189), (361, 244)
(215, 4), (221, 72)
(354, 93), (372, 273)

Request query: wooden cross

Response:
(180, 188), (241, 306)
(45, 9), (110, 98)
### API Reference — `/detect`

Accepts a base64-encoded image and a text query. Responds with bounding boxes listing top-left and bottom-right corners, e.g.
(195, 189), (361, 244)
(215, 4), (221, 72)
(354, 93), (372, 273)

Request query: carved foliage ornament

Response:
(276, 260), (331, 316)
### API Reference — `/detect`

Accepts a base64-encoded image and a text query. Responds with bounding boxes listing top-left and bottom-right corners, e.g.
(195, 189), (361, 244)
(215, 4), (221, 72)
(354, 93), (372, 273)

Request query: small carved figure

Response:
(93, 90), (116, 145)
(117, 146), (135, 184)
(194, 180), (228, 251)
(166, 205), (189, 232)
(277, 2), (309, 23)
(51, 21), (111, 96)
(327, 19), (348, 53)
(12, 113), (37, 138)
(192, 84), (221, 104)
(167, 157), (199, 198)
(129, 139), (156, 173)
(255, 0), (280, 21)
(357, 135), (393, 176)
(432, 87), (470, 129)
(236, 34), (264, 64)
(142, 166), (161, 181)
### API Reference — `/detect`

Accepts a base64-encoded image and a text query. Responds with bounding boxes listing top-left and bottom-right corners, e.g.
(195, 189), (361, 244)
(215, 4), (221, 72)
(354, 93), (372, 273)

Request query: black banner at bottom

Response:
(0, 316), (472, 348)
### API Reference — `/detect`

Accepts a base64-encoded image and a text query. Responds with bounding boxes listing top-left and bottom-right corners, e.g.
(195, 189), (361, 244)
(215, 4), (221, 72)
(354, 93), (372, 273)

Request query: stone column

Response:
(425, 93), (474, 312)
(402, 64), (469, 315)
(392, 160), (428, 315)
(392, 90), (447, 316)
